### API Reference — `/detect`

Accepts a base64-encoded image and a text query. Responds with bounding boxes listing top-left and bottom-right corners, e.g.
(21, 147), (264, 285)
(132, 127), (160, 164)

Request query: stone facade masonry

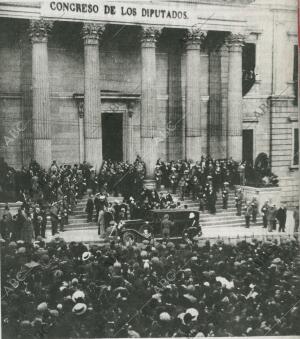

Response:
(0, 0), (298, 206)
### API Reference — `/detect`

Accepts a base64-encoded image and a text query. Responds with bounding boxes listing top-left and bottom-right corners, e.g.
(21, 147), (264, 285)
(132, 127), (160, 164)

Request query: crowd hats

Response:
(72, 303), (87, 315)
(82, 251), (92, 261)
(159, 312), (171, 321)
(37, 302), (48, 312)
(72, 290), (85, 303)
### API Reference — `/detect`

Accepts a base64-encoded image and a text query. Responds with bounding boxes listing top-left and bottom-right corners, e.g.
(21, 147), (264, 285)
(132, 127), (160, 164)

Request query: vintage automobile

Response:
(105, 209), (202, 243)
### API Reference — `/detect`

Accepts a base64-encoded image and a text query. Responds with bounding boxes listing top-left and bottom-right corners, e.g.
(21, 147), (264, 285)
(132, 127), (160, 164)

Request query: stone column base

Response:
(227, 135), (242, 161)
(85, 138), (102, 170)
(34, 139), (52, 168)
(186, 136), (202, 161)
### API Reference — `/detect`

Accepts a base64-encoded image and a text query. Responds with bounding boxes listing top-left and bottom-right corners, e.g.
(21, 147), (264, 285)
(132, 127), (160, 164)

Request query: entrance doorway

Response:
(242, 129), (254, 165)
(102, 113), (123, 161)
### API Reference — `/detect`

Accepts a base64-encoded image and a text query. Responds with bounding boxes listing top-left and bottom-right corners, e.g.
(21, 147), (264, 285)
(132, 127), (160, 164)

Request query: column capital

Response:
(226, 33), (246, 51)
(82, 23), (106, 45)
(140, 26), (162, 47)
(184, 28), (207, 49)
(29, 19), (53, 43)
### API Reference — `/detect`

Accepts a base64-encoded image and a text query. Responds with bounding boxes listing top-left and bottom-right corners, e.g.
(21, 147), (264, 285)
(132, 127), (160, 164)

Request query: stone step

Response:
(201, 219), (263, 227)
(70, 213), (88, 218)
(200, 213), (262, 220)
(65, 222), (98, 229)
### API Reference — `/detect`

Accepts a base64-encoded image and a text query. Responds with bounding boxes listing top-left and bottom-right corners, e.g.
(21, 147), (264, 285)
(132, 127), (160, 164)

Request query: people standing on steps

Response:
(85, 194), (94, 223)
(235, 188), (243, 216)
(244, 201), (253, 228)
(261, 201), (269, 228)
(207, 185), (216, 214)
(50, 202), (59, 236)
(267, 204), (277, 232)
(276, 204), (287, 232)
(251, 197), (258, 223)
(94, 194), (107, 222)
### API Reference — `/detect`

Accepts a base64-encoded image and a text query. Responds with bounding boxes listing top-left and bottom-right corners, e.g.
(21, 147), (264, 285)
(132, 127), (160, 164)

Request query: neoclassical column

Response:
(82, 23), (105, 170)
(29, 19), (53, 168)
(184, 28), (207, 160)
(226, 33), (245, 161)
(140, 26), (162, 177)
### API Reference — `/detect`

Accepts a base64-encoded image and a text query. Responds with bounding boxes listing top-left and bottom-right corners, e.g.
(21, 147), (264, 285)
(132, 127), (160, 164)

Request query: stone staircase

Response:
(66, 195), (98, 230)
(158, 187), (263, 228)
(58, 188), (263, 232)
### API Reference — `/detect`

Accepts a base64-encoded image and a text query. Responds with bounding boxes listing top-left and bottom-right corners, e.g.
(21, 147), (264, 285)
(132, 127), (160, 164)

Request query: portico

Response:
(26, 17), (245, 174)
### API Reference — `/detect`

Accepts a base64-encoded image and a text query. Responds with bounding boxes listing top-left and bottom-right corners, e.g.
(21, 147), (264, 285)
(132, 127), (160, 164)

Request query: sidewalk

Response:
(45, 211), (297, 243)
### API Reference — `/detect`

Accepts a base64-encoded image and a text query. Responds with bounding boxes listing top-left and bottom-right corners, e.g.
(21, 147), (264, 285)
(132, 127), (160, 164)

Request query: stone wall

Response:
(270, 97), (298, 208)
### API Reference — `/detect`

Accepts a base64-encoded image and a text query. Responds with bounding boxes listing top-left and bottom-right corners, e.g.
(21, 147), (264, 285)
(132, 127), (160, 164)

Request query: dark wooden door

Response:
(102, 113), (123, 161)
(242, 129), (254, 165)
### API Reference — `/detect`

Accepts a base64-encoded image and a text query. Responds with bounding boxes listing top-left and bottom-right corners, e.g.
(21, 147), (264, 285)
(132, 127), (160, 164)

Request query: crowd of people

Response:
(0, 157), (147, 241)
(1, 236), (300, 338)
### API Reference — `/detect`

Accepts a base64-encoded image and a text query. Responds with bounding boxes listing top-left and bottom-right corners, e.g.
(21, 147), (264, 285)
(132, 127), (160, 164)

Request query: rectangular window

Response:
(292, 127), (299, 166)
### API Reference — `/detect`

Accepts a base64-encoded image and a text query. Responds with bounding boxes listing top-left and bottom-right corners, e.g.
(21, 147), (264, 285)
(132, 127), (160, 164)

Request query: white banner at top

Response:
(41, 0), (199, 28)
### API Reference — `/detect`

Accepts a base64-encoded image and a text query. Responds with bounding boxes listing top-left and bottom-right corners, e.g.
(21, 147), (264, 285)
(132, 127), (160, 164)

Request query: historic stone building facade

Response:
(0, 0), (298, 206)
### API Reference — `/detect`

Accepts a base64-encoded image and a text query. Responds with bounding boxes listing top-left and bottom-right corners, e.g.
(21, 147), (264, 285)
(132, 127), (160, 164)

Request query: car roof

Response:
(150, 209), (199, 214)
